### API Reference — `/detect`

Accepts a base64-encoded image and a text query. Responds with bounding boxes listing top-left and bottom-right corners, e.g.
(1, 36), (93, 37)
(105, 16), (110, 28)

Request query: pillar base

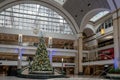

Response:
(17, 69), (21, 75)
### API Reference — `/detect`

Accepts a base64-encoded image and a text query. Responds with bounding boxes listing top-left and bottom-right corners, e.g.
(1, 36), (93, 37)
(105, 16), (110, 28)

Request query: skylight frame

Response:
(0, 3), (73, 35)
(52, 0), (67, 5)
(90, 11), (110, 22)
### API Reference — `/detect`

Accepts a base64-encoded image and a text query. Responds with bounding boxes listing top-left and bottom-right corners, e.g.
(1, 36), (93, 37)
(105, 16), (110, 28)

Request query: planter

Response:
(106, 73), (120, 79)
(107, 73), (120, 77)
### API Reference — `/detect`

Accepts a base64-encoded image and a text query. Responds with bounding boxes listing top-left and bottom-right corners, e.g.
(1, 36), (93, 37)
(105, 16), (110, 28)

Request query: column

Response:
(48, 37), (52, 48)
(49, 50), (53, 65)
(113, 9), (120, 69)
(74, 33), (83, 74)
(17, 34), (23, 69)
(18, 34), (23, 45)
(18, 48), (22, 69)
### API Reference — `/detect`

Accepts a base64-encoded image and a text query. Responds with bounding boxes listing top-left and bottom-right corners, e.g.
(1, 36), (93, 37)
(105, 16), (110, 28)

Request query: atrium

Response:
(0, 0), (120, 80)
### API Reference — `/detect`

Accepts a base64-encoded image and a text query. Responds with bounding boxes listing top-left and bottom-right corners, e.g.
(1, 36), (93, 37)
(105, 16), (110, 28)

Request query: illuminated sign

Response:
(100, 28), (105, 35)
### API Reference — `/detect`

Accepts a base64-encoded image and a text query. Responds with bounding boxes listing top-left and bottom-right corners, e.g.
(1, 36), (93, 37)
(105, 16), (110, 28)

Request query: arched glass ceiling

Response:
(90, 11), (109, 22)
(52, 0), (67, 5)
(0, 3), (73, 35)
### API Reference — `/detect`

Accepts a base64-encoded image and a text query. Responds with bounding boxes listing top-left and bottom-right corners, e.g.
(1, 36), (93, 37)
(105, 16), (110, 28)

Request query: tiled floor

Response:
(0, 76), (109, 80)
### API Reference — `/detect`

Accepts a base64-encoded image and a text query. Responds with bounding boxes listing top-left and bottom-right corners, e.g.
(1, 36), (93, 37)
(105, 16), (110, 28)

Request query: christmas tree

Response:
(30, 36), (52, 72)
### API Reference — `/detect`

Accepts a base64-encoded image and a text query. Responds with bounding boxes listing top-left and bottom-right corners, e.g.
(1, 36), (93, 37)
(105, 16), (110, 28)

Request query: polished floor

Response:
(0, 76), (109, 80)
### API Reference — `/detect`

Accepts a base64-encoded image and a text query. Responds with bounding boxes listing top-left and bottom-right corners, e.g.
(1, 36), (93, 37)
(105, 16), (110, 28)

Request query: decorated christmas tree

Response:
(30, 36), (52, 73)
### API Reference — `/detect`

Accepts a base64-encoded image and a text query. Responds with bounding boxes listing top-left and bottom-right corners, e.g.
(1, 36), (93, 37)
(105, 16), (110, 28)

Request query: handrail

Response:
(20, 65), (30, 73)
(54, 68), (62, 74)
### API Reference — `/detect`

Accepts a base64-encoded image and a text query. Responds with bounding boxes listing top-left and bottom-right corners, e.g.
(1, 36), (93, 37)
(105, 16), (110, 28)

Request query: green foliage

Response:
(17, 69), (22, 74)
(30, 37), (52, 72)
(109, 68), (120, 74)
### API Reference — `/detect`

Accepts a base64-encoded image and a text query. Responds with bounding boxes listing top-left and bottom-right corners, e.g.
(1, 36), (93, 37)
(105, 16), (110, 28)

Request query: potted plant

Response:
(108, 68), (120, 74)
(106, 68), (120, 79)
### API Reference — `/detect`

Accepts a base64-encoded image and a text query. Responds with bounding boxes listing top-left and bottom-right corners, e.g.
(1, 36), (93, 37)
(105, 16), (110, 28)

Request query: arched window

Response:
(0, 3), (73, 35)
(96, 18), (113, 33)
(90, 11), (109, 22)
(52, 0), (67, 5)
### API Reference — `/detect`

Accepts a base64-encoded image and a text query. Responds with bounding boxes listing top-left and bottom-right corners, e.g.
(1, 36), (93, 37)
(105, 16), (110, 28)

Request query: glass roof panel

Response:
(52, 0), (66, 5)
(0, 3), (73, 35)
(90, 11), (109, 22)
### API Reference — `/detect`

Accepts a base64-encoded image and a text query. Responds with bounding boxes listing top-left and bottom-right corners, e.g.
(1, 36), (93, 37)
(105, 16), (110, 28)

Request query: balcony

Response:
(0, 44), (77, 56)
(82, 59), (113, 66)
(0, 60), (75, 67)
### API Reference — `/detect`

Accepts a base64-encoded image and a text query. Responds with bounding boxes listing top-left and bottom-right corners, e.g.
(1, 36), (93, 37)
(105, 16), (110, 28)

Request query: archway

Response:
(0, 0), (79, 34)
(83, 24), (95, 38)
(80, 8), (110, 33)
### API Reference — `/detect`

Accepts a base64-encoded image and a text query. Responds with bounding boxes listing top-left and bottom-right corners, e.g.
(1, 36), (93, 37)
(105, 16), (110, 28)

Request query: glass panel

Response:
(90, 11), (109, 22)
(0, 3), (73, 35)
(52, 0), (66, 5)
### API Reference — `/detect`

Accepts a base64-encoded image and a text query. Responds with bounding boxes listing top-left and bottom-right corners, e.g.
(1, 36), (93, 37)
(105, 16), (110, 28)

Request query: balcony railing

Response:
(83, 57), (113, 62)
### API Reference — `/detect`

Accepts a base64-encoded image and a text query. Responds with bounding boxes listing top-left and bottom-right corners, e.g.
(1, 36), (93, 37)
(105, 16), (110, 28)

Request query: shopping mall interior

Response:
(0, 0), (120, 80)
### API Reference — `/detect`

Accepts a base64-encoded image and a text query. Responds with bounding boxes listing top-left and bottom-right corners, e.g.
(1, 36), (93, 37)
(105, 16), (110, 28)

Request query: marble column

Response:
(49, 50), (53, 65)
(48, 37), (52, 48)
(18, 34), (22, 45)
(18, 48), (22, 69)
(113, 9), (120, 69)
(17, 34), (23, 69)
(75, 33), (83, 74)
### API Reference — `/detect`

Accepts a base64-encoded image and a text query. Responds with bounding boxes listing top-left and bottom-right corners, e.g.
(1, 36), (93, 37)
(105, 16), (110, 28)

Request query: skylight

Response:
(52, 0), (66, 5)
(0, 3), (73, 35)
(90, 11), (109, 22)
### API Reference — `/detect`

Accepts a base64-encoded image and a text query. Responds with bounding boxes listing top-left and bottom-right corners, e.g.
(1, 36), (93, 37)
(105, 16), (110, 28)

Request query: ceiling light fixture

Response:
(88, 3), (91, 7)
(80, 9), (83, 12)
(75, 15), (78, 17)
(105, 36), (113, 39)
